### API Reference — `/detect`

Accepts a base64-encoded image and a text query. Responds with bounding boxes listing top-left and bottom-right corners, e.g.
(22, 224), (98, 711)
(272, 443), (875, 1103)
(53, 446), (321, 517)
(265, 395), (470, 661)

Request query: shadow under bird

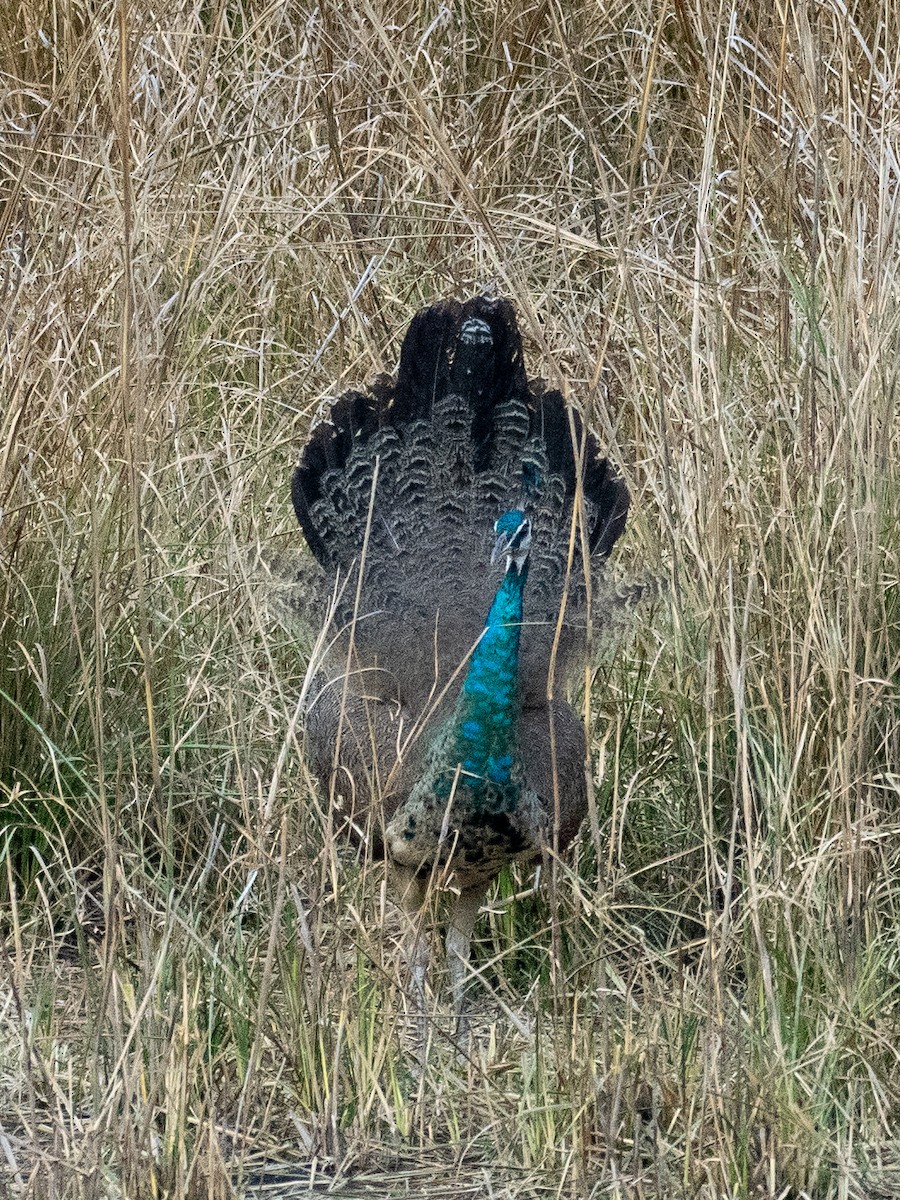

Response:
(291, 297), (629, 1038)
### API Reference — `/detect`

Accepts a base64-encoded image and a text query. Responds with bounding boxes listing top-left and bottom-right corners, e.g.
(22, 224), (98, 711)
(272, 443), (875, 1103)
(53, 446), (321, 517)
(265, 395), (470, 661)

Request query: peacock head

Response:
(491, 510), (532, 573)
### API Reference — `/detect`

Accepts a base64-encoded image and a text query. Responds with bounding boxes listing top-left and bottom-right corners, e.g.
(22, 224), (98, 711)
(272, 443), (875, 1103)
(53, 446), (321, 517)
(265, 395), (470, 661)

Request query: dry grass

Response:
(2, 0), (899, 1196)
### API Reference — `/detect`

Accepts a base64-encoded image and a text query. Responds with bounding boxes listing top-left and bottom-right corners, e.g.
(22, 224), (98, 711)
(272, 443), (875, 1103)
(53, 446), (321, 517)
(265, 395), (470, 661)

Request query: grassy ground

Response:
(2, 0), (899, 1196)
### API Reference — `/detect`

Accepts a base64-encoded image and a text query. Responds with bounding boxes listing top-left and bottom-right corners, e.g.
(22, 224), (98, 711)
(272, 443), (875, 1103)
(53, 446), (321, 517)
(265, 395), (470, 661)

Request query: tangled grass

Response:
(1, 1), (899, 1196)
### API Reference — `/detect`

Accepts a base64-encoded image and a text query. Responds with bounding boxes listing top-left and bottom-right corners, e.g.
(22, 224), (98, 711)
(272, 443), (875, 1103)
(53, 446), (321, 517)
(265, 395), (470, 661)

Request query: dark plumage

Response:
(292, 297), (629, 1037)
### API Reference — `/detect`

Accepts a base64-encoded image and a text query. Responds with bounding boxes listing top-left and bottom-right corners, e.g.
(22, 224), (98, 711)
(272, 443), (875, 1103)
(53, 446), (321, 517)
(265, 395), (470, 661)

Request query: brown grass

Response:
(1, 0), (899, 1196)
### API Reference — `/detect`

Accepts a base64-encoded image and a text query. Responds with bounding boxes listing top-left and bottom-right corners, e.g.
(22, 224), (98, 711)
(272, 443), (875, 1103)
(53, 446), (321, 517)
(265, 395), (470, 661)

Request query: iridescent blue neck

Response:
(447, 559), (528, 794)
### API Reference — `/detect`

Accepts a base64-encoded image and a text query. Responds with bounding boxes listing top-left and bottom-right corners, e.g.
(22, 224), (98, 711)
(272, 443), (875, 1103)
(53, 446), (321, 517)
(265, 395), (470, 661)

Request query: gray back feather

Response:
(292, 297), (629, 712)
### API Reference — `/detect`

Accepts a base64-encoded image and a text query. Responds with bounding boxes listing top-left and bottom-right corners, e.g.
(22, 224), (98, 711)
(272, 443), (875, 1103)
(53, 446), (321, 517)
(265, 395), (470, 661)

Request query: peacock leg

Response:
(446, 882), (488, 1038)
(390, 864), (429, 1055)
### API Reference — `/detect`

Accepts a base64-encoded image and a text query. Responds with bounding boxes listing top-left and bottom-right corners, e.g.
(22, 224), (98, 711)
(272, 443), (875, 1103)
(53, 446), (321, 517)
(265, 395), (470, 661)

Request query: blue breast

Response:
(439, 558), (528, 813)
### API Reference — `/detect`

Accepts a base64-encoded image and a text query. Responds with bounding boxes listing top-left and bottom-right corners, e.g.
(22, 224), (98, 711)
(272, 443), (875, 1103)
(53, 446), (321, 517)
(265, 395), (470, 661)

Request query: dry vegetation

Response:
(2, 0), (900, 1196)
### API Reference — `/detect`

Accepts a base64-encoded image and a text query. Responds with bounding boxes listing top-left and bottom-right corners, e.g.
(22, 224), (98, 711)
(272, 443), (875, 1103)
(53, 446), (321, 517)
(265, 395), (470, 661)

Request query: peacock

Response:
(291, 296), (629, 1033)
